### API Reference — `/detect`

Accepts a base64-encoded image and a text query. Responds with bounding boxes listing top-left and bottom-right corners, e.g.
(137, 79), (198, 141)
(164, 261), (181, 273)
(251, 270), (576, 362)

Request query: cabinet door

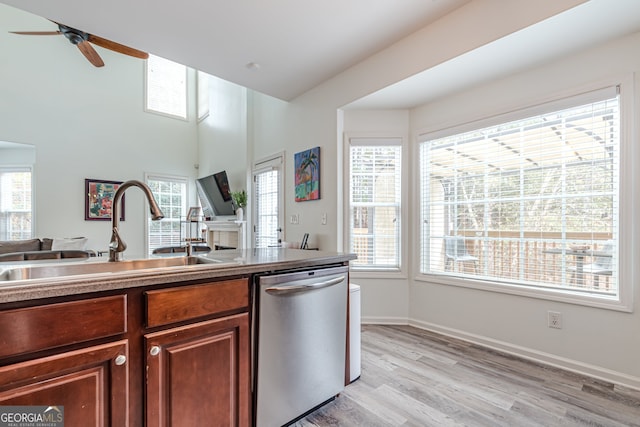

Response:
(145, 313), (249, 427)
(0, 340), (129, 427)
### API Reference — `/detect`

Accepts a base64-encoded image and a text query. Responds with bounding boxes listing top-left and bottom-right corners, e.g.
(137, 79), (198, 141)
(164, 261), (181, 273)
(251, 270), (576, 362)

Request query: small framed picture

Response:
(85, 179), (125, 221)
(187, 206), (201, 222)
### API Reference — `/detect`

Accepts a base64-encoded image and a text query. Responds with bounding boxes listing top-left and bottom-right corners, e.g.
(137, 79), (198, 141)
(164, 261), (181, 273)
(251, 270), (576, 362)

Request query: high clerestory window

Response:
(419, 86), (624, 305)
(145, 55), (187, 120)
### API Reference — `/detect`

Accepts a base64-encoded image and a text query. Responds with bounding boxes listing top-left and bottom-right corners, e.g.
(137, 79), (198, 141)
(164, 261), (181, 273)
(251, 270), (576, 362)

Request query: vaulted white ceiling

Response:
(1, 0), (469, 101)
(3, 0), (640, 107)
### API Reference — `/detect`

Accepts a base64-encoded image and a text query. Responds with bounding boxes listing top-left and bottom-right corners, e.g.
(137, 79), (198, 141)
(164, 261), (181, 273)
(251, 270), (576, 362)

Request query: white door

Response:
(252, 154), (284, 248)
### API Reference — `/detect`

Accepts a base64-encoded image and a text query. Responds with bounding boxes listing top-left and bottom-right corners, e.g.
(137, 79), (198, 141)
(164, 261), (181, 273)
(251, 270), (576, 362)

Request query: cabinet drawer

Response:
(0, 295), (127, 358)
(145, 278), (248, 328)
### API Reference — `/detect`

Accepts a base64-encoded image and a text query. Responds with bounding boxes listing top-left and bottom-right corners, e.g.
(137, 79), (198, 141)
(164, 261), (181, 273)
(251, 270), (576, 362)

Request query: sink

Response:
(0, 256), (225, 282)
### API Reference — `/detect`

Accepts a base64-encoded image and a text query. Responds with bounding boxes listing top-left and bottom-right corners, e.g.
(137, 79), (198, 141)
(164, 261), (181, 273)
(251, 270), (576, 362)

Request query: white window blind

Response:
(349, 139), (401, 270)
(146, 175), (187, 254)
(0, 168), (32, 240)
(419, 87), (619, 296)
(145, 55), (187, 120)
(253, 155), (283, 248)
(253, 169), (280, 248)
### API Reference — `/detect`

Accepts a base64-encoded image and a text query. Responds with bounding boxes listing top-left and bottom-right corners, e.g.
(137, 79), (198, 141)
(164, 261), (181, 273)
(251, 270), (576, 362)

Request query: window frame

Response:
(196, 70), (210, 122)
(414, 78), (634, 312)
(144, 55), (188, 121)
(0, 166), (34, 241)
(252, 153), (284, 249)
(145, 173), (189, 255)
(344, 134), (408, 279)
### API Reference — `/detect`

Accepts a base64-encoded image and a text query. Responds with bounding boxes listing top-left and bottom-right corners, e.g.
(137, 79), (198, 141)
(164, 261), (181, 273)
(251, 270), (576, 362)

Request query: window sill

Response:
(414, 273), (631, 313)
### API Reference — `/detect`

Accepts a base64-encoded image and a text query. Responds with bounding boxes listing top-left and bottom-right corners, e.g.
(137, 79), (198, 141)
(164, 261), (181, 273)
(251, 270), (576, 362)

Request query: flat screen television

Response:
(196, 170), (236, 220)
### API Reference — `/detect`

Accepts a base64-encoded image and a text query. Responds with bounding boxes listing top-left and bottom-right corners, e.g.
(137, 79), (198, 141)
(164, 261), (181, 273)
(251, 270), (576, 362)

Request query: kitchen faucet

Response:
(109, 180), (164, 262)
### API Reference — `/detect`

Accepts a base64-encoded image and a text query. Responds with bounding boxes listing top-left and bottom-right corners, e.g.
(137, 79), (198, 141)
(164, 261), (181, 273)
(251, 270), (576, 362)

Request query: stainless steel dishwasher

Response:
(253, 265), (348, 427)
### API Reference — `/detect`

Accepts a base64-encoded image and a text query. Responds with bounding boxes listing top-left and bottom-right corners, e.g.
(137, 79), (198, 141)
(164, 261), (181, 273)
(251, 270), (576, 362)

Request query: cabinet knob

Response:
(114, 355), (127, 366)
(149, 346), (161, 356)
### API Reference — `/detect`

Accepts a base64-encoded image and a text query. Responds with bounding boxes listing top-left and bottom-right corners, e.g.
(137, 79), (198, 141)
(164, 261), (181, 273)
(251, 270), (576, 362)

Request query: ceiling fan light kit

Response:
(10, 21), (149, 67)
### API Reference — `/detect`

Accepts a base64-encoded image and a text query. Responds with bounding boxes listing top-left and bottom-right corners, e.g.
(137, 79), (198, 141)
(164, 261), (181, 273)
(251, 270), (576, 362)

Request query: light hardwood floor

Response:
(295, 325), (640, 426)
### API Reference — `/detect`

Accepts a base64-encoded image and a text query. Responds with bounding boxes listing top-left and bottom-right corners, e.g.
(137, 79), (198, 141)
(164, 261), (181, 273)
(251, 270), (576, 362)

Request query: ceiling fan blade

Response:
(88, 34), (149, 59)
(77, 40), (105, 67)
(10, 31), (61, 36)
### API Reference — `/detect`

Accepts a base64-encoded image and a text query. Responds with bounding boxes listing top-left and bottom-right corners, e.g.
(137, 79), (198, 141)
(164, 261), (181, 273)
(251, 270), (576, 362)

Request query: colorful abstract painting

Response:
(85, 179), (125, 221)
(294, 147), (320, 202)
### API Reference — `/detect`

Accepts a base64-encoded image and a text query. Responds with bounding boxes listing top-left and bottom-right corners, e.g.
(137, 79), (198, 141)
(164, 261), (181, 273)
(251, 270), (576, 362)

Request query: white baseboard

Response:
(361, 316), (408, 325)
(407, 318), (640, 391)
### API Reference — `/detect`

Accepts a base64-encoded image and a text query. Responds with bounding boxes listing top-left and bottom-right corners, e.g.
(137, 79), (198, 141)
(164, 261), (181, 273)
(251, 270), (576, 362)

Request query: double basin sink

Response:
(0, 256), (230, 282)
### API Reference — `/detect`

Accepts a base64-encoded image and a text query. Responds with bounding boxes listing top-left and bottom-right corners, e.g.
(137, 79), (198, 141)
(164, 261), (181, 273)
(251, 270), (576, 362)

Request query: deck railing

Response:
(435, 230), (613, 291)
(351, 229), (614, 291)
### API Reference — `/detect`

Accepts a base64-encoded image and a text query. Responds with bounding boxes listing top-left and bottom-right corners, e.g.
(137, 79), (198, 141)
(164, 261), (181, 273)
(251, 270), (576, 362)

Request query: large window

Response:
(420, 87), (620, 298)
(146, 174), (187, 254)
(0, 168), (32, 240)
(348, 138), (402, 270)
(145, 55), (187, 120)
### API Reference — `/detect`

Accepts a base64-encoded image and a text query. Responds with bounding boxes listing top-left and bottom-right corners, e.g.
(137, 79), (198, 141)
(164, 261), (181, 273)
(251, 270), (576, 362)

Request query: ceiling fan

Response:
(10, 22), (149, 67)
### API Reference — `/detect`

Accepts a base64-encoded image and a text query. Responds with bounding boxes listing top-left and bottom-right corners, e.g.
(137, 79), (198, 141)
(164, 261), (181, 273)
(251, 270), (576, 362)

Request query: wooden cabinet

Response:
(0, 296), (129, 427)
(0, 340), (129, 427)
(145, 313), (250, 427)
(144, 278), (250, 427)
(0, 276), (250, 427)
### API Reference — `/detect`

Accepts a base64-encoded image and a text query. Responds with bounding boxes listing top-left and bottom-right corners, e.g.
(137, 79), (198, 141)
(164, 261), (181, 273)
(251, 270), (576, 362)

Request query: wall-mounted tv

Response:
(196, 170), (236, 220)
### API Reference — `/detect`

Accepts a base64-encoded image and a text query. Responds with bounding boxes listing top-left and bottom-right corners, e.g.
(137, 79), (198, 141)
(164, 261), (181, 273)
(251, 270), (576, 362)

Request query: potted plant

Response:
(231, 190), (247, 221)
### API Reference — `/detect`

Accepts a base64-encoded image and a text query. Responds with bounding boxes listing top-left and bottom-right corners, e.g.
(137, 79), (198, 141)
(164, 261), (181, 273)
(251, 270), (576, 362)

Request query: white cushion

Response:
(51, 237), (88, 251)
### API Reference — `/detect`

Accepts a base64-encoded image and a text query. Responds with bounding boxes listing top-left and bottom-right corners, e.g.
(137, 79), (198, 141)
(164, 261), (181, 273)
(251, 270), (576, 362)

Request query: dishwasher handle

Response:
(265, 276), (345, 295)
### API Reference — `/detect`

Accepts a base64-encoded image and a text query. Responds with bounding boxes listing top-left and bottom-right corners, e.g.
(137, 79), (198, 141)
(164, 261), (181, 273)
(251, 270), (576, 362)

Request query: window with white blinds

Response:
(253, 155), (283, 248)
(348, 139), (402, 270)
(419, 87), (620, 297)
(0, 168), (32, 240)
(145, 55), (187, 120)
(146, 174), (187, 254)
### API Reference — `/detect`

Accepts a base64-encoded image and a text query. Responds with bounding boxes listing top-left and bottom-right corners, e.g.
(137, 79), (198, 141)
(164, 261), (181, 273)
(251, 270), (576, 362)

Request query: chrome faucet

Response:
(109, 180), (164, 262)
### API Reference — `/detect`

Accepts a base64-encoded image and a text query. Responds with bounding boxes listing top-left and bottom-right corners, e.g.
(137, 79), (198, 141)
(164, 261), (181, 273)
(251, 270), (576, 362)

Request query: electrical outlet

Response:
(321, 213), (327, 225)
(548, 311), (562, 329)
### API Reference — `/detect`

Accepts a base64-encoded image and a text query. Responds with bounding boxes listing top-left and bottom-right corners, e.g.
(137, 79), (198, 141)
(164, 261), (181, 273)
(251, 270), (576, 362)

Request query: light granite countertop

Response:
(0, 248), (356, 304)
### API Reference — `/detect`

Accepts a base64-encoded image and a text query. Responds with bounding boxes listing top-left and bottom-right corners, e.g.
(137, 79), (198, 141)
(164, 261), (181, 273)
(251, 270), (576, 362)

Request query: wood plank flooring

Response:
(294, 325), (640, 427)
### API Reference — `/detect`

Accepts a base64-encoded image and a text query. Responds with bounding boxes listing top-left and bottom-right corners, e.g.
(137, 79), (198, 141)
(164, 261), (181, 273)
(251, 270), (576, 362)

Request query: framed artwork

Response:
(295, 146), (320, 202)
(85, 179), (125, 221)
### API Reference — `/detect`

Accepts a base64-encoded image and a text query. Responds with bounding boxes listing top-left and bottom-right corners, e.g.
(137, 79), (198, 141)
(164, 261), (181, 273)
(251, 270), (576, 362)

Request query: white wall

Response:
(0, 143), (36, 165)
(339, 32), (640, 388)
(406, 31), (640, 388)
(0, 5), (198, 254)
(244, 0), (635, 385)
(239, 2), (640, 387)
(342, 110), (411, 323)
(197, 75), (248, 191)
(245, 0), (579, 252)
